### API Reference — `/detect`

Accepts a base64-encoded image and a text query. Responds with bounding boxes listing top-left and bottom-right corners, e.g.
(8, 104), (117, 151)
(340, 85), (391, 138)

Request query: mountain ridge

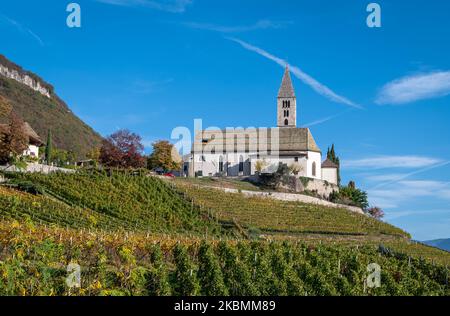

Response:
(0, 54), (102, 159)
(423, 238), (450, 252)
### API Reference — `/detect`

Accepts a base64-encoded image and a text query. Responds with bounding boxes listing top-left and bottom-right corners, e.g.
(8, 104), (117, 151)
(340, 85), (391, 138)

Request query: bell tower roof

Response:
(278, 65), (296, 98)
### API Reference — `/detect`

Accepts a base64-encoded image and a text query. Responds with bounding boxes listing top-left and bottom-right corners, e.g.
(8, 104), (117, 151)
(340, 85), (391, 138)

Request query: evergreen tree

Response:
(328, 144), (341, 185)
(330, 144), (336, 162)
(45, 130), (53, 165)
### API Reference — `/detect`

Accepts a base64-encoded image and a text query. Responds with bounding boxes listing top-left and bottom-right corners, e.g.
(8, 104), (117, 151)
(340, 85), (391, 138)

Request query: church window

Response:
(312, 162), (317, 177)
(287, 110), (289, 117)
(239, 155), (244, 172)
(219, 156), (224, 172)
(284, 119), (289, 126)
(287, 100), (290, 108)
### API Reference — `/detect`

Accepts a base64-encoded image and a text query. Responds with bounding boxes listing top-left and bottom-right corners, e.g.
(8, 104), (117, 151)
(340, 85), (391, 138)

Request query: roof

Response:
(0, 122), (43, 146)
(193, 127), (321, 154)
(278, 66), (296, 98)
(322, 158), (339, 168)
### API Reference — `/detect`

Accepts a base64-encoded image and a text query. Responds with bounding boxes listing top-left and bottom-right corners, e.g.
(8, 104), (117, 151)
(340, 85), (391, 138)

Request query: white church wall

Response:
(322, 167), (338, 185)
(306, 151), (322, 180)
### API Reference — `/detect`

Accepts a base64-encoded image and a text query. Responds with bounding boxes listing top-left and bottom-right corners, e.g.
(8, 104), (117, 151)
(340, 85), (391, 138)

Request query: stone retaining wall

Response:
(215, 187), (365, 215)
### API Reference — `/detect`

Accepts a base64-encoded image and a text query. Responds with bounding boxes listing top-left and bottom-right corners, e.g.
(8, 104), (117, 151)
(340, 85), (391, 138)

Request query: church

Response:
(183, 67), (339, 185)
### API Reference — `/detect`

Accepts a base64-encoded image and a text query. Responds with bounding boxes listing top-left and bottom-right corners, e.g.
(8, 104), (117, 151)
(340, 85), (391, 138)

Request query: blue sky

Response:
(1, 0), (449, 240)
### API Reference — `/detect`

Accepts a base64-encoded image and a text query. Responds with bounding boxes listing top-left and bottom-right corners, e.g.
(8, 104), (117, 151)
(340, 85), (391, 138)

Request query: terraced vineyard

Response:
(0, 220), (447, 296)
(0, 171), (223, 236)
(175, 182), (409, 238)
(0, 171), (449, 296)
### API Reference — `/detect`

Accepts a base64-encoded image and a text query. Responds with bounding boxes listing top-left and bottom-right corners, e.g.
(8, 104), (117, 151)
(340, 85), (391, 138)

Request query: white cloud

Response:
(376, 71), (450, 105)
(95, 0), (192, 13)
(365, 173), (407, 182)
(342, 155), (442, 169)
(369, 180), (450, 209)
(227, 38), (360, 108)
(183, 20), (292, 33)
(0, 14), (44, 46)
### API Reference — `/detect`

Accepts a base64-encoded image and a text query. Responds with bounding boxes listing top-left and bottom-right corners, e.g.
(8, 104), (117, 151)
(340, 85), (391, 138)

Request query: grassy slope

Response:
(0, 220), (448, 296)
(1, 171), (223, 236)
(0, 171), (449, 297)
(174, 181), (410, 238)
(0, 75), (102, 159)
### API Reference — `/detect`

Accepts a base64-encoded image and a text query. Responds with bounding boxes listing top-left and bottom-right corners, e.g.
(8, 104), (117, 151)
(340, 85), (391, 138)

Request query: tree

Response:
(0, 111), (28, 163)
(147, 140), (181, 172)
(255, 160), (267, 173)
(259, 163), (291, 189)
(367, 207), (385, 219)
(288, 162), (303, 176)
(45, 130), (53, 165)
(99, 129), (146, 169)
(327, 144), (341, 185)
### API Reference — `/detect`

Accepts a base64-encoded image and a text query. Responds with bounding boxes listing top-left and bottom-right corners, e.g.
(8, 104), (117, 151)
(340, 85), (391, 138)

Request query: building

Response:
(0, 122), (43, 158)
(183, 67), (339, 185)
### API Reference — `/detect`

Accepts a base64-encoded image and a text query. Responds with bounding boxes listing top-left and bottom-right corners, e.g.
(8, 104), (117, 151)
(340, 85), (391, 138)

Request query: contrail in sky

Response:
(227, 37), (361, 109)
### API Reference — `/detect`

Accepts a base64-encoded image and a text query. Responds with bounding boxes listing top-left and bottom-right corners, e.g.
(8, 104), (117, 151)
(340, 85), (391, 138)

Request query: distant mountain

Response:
(0, 54), (102, 159)
(423, 239), (450, 252)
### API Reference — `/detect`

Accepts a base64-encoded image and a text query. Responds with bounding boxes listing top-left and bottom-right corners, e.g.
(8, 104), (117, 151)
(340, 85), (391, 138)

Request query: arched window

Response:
(312, 162), (317, 177)
(239, 155), (244, 172)
(219, 156), (224, 172)
(287, 110), (289, 117)
(284, 119), (289, 126)
(287, 100), (290, 108)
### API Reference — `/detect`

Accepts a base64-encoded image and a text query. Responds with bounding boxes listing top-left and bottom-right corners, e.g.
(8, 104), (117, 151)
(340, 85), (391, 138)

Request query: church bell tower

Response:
(277, 66), (297, 127)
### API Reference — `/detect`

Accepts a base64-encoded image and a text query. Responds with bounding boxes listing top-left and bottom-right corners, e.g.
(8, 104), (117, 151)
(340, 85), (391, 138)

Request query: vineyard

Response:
(174, 182), (409, 238)
(0, 220), (447, 296)
(0, 171), (224, 236)
(0, 171), (449, 296)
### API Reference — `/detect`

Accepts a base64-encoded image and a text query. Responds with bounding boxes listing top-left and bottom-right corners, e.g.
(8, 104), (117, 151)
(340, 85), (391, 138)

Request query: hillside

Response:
(424, 239), (450, 252)
(0, 54), (102, 158)
(0, 171), (449, 295)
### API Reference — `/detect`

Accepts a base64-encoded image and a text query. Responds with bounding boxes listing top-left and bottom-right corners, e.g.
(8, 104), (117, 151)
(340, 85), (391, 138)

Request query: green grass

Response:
(175, 183), (410, 238)
(175, 177), (262, 192)
(0, 220), (447, 296)
(1, 171), (223, 236)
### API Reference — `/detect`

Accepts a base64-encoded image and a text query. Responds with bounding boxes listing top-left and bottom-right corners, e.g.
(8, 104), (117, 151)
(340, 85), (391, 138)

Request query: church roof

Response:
(322, 158), (339, 168)
(193, 127), (321, 154)
(0, 122), (43, 146)
(278, 66), (296, 98)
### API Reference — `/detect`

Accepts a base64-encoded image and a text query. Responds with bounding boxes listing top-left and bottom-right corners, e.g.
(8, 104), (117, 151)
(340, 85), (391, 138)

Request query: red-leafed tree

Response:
(0, 111), (28, 164)
(99, 129), (145, 168)
(367, 207), (385, 220)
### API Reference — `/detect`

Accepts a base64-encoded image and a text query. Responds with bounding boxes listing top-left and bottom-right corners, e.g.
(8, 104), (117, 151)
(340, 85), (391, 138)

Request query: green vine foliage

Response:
(197, 242), (228, 296)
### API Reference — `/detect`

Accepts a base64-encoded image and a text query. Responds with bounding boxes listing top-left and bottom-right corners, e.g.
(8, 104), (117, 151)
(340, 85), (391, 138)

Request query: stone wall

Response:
(0, 163), (74, 174)
(216, 187), (364, 215)
(0, 64), (51, 98)
(300, 177), (339, 199)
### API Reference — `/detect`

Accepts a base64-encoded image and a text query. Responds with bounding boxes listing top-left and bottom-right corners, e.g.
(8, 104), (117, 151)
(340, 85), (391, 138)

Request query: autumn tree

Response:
(367, 207), (385, 219)
(0, 111), (28, 163)
(99, 129), (146, 168)
(147, 140), (181, 172)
